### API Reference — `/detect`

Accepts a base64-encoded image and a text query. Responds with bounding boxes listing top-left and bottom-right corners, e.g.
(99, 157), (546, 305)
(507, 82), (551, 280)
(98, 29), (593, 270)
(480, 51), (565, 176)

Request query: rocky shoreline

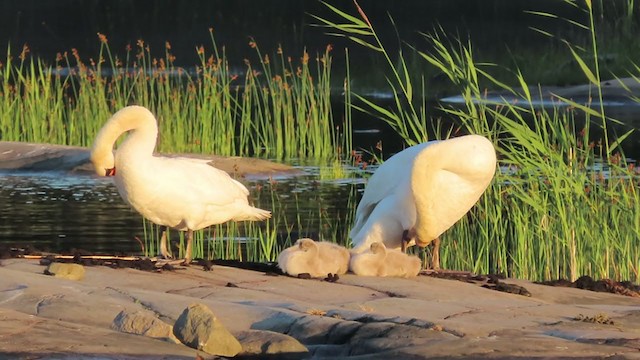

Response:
(1, 141), (639, 359)
(1, 257), (639, 359)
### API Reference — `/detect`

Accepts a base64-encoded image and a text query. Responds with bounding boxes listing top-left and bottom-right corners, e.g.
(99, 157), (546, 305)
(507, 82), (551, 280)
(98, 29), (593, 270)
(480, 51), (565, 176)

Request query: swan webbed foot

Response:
(324, 273), (339, 282)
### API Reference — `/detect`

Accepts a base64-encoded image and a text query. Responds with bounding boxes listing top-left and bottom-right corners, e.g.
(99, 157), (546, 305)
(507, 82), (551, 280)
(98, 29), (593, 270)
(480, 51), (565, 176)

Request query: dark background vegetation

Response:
(0, 1), (631, 60)
(1, 0), (638, 93)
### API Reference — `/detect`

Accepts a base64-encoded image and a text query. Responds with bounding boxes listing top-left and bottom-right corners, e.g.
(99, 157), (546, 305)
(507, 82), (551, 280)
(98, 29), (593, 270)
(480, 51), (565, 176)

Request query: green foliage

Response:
(318, 0), (640, 281)
(0, 30), (349, 160)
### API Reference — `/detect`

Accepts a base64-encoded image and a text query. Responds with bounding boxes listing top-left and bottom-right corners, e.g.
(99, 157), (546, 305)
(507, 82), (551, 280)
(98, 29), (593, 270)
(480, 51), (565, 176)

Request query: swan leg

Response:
(182, 229), (193, 266)
(431, 237), (441, 270)
(159, 226), (172, 259)
(401, 230), (410, 253)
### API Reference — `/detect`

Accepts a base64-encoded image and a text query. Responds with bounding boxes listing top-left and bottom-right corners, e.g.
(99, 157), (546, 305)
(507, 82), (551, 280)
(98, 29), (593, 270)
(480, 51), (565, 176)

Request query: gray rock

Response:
(307, 344), (350, 358)
(172, 303), (242, 357)
(44, 263), (85, 281)
(251, 311), (299, 333)
(0, 141), (297, 176)
(287, 314), (343, 344)
(111, 309), (179, 343)
(236, 329), (308, 358)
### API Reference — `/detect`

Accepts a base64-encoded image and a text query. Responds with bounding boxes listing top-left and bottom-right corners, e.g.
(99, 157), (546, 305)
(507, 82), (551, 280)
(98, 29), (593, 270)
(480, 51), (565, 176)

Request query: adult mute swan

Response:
(277, 238), (350, 278)
(350, 135), (496, 270)
(349, 242), (421, 278)
(90, 105), (271, 264)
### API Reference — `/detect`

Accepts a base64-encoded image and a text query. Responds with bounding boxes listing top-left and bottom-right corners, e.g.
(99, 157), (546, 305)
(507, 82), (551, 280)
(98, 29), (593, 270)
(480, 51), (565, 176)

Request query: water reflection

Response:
(0, 166), (363, 255)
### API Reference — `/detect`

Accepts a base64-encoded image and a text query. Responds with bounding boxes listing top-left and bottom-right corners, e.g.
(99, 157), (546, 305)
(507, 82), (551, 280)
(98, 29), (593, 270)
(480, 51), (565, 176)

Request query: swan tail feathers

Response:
(242, 207), (272, 221)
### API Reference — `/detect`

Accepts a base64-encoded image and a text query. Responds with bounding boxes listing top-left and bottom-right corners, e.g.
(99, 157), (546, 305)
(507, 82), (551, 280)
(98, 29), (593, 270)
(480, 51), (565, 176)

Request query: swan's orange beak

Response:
(105, 167), (116, 176)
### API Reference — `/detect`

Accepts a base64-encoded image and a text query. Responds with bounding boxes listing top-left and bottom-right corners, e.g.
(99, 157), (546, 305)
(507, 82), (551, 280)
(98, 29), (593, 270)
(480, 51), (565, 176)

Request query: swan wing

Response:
(155, 156), (251, 205)
(350, 195), (412, 253)
(350, 141), (434, 239)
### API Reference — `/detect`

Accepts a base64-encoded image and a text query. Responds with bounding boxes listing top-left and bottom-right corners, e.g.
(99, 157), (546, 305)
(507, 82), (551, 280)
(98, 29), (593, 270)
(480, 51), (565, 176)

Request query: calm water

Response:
(0, 165), (365, 255)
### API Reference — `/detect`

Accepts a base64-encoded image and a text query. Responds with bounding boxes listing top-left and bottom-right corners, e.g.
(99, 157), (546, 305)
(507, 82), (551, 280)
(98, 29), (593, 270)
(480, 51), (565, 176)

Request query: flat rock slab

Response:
(0, 258), (639, 359)
(0, 141), (297, 177)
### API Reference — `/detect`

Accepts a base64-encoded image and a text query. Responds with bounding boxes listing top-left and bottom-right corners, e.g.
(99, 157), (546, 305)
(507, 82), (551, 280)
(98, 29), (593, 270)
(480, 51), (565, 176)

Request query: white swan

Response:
(350, 135), (496, 270)
(90, 105), (271, 264)
(349, 242), (421, 278)
(277, 238), (350, 278)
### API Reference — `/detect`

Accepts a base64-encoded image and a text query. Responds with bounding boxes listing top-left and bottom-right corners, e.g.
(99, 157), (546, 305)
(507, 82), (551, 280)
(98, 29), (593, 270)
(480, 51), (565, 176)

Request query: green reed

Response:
(318, 0), (640, 281)
(0, 30), (349, 160)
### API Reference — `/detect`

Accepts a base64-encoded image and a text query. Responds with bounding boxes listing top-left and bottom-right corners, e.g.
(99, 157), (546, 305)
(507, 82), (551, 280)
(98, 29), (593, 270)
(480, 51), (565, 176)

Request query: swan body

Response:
(90, 105), (271, 263)
(277, 238), (350, 278)
(349, 242), (421, 278)
(350, 135), (496, 269)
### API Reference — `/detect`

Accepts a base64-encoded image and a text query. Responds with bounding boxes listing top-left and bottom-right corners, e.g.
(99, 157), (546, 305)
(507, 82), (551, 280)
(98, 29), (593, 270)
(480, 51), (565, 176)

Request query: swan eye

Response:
(105, 167), (116, 176)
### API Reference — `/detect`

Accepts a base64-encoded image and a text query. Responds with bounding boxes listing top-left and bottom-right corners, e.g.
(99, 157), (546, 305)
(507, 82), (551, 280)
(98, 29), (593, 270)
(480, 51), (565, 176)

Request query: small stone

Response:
(111, 310), (179, 343)
(173, 303), (242, 357)
(44, 263), (85, 281)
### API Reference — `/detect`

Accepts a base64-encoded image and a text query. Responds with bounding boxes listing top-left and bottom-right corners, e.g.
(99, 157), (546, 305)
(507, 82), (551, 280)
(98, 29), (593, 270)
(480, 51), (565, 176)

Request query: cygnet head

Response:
(370, 241), (387, 254)
(296, 238), (317, 252)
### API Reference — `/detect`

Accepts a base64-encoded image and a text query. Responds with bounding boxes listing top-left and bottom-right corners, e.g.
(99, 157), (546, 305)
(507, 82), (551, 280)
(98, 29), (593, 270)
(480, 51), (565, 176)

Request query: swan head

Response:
(89, 105), (159, 177)
(89, 146), (116, 177)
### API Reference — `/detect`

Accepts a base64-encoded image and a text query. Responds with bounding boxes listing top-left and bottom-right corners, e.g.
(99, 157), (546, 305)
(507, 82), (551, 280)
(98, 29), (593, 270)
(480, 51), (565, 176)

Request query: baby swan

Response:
(277, 238), (350, 278)
(90, 105), (271, 265)
(350, 242), (422, 278)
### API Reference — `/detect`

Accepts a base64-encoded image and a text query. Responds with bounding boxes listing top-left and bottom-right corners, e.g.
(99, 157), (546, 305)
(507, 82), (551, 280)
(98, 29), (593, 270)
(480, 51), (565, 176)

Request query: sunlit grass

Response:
(318, 0), (640, 282)
(0, 30), (350, 160)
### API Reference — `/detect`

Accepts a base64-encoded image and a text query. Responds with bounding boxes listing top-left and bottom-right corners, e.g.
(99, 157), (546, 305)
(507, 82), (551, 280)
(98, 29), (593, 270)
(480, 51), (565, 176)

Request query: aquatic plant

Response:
(0, 29), (350, 160)
(317, 0), (640, 282)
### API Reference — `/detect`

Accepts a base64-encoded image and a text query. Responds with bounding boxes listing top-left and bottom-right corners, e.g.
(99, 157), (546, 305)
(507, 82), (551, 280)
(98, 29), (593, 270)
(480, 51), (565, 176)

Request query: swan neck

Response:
(95, 106), (158, 157)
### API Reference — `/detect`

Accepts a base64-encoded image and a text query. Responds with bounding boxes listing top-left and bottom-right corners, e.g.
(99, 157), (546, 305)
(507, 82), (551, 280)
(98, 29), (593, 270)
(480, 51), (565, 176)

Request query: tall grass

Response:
(0, 30), (349, 160)
(318, 0), (640, 281)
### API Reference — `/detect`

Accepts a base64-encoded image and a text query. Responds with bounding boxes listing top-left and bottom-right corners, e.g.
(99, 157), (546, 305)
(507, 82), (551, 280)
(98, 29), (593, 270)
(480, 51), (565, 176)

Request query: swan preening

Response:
(349, 242), (422, 278)
(277, 238), (350, 278)
(349, 135), (496, 270)
(90, 105), (271, 264)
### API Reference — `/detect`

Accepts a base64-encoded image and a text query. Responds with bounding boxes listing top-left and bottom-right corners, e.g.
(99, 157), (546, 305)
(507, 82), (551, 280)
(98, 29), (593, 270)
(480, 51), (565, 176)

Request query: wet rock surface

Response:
(0, 140), (297, 177)
(539, 275), (640, 297)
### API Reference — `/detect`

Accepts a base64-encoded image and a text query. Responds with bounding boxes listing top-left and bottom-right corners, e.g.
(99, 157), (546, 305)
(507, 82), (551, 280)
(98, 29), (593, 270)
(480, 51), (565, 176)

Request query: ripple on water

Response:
(0, 166), (363, 255)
